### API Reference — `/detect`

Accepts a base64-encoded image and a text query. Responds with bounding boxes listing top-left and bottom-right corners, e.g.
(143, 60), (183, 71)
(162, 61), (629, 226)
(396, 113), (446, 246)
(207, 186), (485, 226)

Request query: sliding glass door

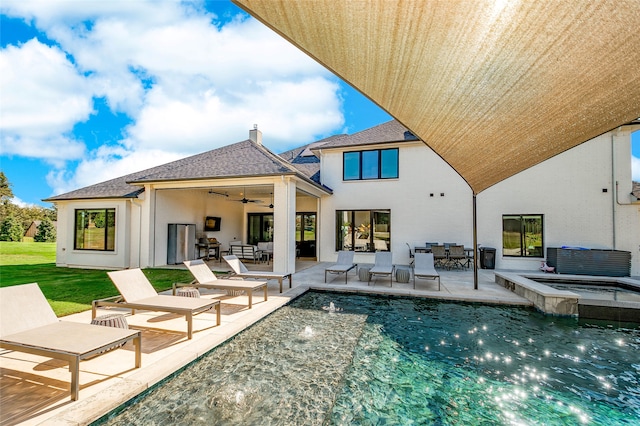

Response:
(247, 213), (273, 245)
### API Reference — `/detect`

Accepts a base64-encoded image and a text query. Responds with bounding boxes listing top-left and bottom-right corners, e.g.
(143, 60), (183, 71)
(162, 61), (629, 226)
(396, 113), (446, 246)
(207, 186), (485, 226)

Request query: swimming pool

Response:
(96, 291), (640, 425)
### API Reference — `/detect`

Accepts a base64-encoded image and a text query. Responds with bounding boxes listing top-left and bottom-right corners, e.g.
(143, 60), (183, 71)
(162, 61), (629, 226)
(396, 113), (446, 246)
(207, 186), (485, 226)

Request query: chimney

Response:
(249, 124), (262, 145)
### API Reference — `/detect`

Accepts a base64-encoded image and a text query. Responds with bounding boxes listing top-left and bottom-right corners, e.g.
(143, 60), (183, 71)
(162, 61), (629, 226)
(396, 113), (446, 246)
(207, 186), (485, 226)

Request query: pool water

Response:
(97, 291), (640, 425)
(546, 283), (640, 303)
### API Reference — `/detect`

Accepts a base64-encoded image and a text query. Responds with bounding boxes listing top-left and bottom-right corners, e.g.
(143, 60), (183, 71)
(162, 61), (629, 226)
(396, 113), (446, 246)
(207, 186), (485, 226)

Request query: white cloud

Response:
(0, 39), (92, 161)
(1, 135), (85, 167)
(1, 0), (346, 195)
(10, 196), (36, 208)
(632, 155), (640, 182)
(127, 77), (343, 153)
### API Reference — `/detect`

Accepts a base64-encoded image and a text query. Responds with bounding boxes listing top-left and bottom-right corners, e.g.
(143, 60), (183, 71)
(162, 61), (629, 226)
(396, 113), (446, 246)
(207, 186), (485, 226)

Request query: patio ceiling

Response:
(233, 0), (640, 193)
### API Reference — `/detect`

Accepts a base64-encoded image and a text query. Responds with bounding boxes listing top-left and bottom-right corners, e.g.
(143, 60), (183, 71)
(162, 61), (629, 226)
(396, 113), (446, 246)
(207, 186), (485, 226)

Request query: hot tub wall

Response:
(546, 248), (631, 277)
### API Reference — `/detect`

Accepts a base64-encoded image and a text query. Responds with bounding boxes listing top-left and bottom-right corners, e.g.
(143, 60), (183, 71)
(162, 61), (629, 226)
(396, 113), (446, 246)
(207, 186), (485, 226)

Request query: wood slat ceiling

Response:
(233, 0), (640, 193)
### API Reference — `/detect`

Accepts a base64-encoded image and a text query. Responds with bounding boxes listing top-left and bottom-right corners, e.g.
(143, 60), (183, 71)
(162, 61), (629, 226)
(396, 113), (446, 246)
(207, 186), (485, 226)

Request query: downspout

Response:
(611, 132), (616, 249)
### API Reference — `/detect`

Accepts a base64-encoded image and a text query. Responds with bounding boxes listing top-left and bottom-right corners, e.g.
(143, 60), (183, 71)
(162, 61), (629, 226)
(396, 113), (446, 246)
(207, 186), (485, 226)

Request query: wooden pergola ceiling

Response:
(233, 0), (640, 193)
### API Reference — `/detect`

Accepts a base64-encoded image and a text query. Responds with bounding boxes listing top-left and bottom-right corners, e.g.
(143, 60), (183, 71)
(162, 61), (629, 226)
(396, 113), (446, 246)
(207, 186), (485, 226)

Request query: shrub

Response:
(0, 215), (24, 241)
(35, 218), (56, 242)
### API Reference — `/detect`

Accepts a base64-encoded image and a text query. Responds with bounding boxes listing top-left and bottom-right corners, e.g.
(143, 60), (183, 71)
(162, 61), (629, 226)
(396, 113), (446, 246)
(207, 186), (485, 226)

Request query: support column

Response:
(273, 178), (296, 274)
(473, 193), (478, 290)
(139, 186), (155, 268)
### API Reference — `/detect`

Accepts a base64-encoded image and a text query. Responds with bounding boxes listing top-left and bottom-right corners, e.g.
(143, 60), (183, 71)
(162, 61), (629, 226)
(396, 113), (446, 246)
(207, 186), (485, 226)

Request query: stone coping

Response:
(495, 271), (579, 316)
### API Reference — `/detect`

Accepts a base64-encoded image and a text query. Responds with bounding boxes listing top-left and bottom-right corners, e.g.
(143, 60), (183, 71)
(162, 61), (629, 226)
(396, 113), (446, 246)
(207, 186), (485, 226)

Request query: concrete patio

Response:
(0, 261), (531, 425)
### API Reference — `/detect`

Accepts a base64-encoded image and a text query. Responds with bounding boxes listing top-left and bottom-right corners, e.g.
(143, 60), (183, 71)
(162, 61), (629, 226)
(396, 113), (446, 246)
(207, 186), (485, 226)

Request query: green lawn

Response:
(0, 242), (193, 317)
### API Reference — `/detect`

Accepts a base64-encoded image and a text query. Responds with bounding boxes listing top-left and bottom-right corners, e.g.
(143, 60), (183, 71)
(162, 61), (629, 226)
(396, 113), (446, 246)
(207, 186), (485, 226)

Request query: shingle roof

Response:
(43, 174), (146, 201)
(633, 181), (640, 199)
(45, 140), (325, 201)
(131, 140), (299, 183)
(278, 134), (346, 184)
(45, 121), (415, 202)
(314, 120), (418, 150)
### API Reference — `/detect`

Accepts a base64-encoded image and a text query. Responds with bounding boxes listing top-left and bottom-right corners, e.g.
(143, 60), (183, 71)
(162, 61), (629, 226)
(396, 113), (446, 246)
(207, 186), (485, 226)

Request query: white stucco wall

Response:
(318, 131), (639, 276)
(318, 141), (473, 266)
(54, 199), (133, 269)
(475, 130), (639, 274)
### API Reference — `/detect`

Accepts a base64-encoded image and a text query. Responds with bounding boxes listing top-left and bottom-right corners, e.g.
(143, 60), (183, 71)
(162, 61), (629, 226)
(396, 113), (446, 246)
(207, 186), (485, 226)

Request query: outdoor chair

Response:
(448, 245), (467, 270)
(223, 254), (292, 293)
(180, 259), (267, 309)
(324, 251), (357, 284)
(1, 283), (141, 401)
(368, 251), (395, 286)
(413, 253), (441, 290)
(406, 243), (414, 261)
(431, 245), (448, 268)
(256, 241), (274, 264)
(95, 269), (220, 339)
(425, 242), (438, 251)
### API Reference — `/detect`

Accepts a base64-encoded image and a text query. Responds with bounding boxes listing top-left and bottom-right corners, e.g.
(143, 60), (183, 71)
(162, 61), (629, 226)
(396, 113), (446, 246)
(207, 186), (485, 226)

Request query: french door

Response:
(296, 212), (316, 258)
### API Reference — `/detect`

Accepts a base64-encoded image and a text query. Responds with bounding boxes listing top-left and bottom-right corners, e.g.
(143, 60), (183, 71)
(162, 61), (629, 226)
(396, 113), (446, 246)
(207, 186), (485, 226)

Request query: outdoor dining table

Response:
(414, 246), (475, 256)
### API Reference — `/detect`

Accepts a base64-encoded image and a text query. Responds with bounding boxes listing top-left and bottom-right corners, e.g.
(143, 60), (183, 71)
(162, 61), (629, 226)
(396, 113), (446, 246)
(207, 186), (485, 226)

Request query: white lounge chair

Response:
(223, 255), (292, 293)
(368, 252), (394, 286)
(179, 259), (268, 309)
(324, 251), (357, 283)
(94, 269), (220, 339)
(1, 283), (141, 401)
(413, 253), (441, 290)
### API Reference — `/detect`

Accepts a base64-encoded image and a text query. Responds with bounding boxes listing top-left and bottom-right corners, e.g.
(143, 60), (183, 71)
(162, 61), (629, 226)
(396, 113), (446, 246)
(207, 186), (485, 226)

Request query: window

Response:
(336, 210), (390, 252)
(74, 208), (116, 251)
(343, 148), (398, 180)
(502, 215), (543, 257)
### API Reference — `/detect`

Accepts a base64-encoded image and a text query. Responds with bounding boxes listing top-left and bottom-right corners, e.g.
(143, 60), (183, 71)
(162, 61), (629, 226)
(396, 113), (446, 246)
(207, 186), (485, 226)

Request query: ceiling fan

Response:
(232, 188), (263, 204)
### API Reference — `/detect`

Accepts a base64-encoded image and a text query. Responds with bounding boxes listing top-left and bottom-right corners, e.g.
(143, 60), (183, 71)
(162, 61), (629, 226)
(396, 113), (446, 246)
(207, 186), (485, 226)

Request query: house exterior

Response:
(45, 120), (640, 276)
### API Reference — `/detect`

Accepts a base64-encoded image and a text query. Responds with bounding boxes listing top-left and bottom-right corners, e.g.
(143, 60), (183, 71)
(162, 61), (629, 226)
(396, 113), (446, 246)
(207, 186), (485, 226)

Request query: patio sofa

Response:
(229, 244), (261, 263)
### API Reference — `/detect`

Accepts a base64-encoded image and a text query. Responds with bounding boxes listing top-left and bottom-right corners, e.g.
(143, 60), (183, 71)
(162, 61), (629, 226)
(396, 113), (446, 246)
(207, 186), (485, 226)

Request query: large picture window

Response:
(336, 210), (390, 252)
(502, 214), (543, 257)
(343, 148), (398, 180)
(75, 208), (116, 251)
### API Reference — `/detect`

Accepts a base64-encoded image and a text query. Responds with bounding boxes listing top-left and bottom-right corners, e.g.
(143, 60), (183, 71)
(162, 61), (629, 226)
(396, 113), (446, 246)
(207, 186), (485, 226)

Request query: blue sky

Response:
(0, 0), (391, 207)
(1, 1), (638, 207)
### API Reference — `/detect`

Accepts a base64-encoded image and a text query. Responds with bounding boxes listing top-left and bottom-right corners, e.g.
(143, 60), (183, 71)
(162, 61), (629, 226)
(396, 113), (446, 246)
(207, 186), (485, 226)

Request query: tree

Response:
(0, 171), (13, 201)
(0, 172), (57, 230)
(34, 218), (56, 242)
(0, 171), (16, 222)
(0, 215), (24, 242)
